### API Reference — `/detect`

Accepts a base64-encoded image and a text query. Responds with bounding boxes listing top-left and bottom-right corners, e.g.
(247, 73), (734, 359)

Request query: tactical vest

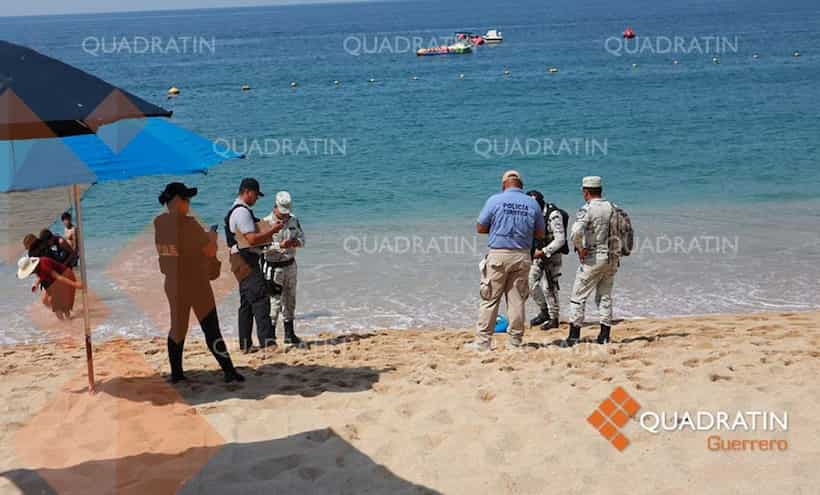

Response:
(224, 204), (262, 266)
(544, 203), (570, 255)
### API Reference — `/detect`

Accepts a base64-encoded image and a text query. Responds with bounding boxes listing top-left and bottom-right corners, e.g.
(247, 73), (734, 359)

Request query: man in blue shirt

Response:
(467, 170), (545, 350)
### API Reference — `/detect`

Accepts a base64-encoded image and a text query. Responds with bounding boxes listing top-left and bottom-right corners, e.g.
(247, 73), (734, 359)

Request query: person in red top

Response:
(17, 255), (83, 319)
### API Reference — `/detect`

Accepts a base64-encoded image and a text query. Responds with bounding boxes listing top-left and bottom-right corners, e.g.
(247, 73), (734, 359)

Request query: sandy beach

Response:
(0, 311), (818, 494)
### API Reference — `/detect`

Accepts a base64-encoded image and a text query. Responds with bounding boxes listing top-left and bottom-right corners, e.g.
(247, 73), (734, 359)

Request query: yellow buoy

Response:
(167, 86), (180, 96)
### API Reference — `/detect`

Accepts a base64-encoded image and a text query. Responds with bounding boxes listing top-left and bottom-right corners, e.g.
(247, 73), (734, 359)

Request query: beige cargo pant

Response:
(568, 255), (618, 326)
(271, 263), (297, 324)
(477, 249), (532, 346)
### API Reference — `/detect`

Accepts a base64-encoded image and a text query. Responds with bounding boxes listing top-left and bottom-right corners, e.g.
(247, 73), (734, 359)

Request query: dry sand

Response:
(1, 311), (818, 494)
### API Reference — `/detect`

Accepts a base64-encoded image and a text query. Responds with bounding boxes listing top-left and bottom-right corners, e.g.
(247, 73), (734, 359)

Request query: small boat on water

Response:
(623, 27), (636, 39)
(483, 29), (503, 44)
(416, 40), (472, 56)
(456, 32), (485, 46)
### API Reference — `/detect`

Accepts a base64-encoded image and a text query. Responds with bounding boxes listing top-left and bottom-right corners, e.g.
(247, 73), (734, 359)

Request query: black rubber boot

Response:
(562, 325), (581, 348)
(597, 325), (611, 345)
(541, 318), (560, 330)
(283, 320), (303, 346)
(201, 311), (245, 383)
(167, 337), (186, 383)
(209, 338), (245, 383)
(530, 310), (549, 327)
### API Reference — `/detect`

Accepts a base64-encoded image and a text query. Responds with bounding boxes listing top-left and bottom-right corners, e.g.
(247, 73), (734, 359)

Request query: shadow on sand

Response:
(95, 362), (393, 406)
(2, 428), (440, 494)
(524, 322), (691, 349)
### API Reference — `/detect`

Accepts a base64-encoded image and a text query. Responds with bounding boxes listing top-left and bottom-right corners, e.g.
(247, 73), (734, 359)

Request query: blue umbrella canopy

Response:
(0, 40), (172, 139)
(0, 117), (240, 192)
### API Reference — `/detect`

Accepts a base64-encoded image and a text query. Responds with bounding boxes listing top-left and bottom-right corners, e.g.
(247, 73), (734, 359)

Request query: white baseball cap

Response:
(582, 176), (603, 189)
(17, 256), (40, 280)
(275, 191), (292, 215)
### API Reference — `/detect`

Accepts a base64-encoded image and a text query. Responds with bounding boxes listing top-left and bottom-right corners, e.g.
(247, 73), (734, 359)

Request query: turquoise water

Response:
(1, 0), (819, 342)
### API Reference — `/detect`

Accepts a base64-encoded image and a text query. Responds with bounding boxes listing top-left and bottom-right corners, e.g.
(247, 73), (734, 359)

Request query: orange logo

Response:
(587, 386), (641, 451)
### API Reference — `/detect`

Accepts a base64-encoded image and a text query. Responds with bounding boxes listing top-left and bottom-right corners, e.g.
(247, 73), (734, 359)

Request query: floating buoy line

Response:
(162, 52), (802, 95)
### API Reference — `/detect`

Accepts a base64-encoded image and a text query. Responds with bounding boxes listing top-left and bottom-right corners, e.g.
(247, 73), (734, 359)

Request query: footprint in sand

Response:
(297, 466), (324, 481)
(355, 410), (380, 423)
(343, 423), (360, 440)
(427, 408), (454, 425)
(477, 389), (496, 402)
(250, 454), (304, 480)
(395, 402), (418, 418)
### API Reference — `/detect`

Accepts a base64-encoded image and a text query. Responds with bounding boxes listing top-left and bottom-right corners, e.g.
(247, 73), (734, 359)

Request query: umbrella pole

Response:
(72, 184), (95, 393)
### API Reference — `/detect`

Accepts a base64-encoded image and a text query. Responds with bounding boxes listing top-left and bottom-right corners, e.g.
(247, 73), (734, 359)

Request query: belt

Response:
(265, 258), (295, 268)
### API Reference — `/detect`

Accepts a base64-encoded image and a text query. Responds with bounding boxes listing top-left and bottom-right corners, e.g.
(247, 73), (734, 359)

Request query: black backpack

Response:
(544, 202), (570, 255)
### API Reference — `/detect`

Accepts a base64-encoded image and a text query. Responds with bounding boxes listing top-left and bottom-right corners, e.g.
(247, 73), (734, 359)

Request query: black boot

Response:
(283, 320), (303, 346)
(201, 311), (245, 383)
(167, 337), (186, 383)
(562, 325), (581, 348)
(541, 317), (560, 330)
(530, 310), (549, 327)
(209, 339), (245, 383)
(597, 325), (611, 345)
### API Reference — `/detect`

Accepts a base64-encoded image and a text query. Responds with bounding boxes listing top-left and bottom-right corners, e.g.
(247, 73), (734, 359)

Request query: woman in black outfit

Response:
(154, 182), (244, 383)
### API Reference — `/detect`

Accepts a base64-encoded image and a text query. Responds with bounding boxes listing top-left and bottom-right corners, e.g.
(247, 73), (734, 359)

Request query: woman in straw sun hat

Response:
(17, 255), (84, 320)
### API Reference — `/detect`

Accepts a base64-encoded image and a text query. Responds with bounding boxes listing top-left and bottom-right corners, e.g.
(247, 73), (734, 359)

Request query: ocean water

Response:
(1, 0), (819, 343)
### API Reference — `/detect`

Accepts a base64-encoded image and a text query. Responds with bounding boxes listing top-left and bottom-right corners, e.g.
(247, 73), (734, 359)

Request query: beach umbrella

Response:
(0, 40), (171, 139)
(0, 40), (241, 391)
